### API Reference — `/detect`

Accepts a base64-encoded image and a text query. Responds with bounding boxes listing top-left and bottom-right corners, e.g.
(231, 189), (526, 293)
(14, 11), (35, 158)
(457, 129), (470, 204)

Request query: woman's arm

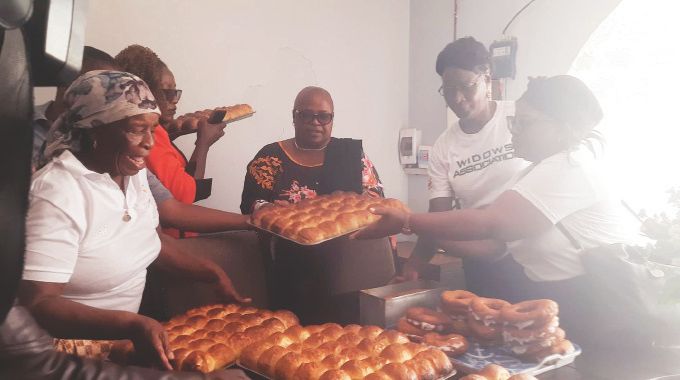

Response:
(157, 198), (250, 232)
(17, 280), (173, 370)
(188, 119), (227, 179)
(152, 232), (251, 303)
(354, 190), (553, 242)
(435, 239), (508, 262)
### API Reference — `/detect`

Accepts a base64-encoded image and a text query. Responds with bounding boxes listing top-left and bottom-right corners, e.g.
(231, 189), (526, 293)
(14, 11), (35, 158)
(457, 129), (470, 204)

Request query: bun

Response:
(422, 333), (468, 357)
(159, 304), (298, 373)
(235, 324), (453, 379)
(250, 191), (408, 244)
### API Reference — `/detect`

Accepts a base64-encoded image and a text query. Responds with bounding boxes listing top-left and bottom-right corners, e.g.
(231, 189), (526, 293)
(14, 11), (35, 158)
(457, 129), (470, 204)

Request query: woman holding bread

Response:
(240, 86), (394, 324)
(115, 45), (227, 238)
(355, 75), (643, 339)
(19, 71), (249, 370)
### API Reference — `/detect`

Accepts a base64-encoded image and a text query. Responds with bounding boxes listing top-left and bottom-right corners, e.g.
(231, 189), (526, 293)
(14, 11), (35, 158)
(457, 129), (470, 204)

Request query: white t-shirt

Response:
(509, 147), (644, 282)
(429, 101), (530, 209)
(23, 151), (161, 312)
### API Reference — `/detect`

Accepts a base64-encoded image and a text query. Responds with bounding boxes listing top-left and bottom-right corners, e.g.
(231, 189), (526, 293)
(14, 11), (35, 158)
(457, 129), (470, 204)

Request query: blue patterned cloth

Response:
(40, 70), (160, 167)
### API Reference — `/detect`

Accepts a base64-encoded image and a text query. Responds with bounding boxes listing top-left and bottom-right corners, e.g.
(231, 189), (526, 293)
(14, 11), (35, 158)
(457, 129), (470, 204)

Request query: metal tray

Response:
(247, 221), (364, 246)
(450, 340), (582, 376)
(236, 361), (456, 380)
(360, 280), (444, 328)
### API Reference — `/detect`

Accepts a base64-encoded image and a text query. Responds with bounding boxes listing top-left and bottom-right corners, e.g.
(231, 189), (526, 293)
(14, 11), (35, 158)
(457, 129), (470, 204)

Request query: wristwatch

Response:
(401, 213), (413, 235)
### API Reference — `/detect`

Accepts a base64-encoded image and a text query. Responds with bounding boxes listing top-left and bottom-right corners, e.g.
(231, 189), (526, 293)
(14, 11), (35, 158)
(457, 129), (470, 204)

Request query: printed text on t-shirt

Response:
(454, 144), (515, 178)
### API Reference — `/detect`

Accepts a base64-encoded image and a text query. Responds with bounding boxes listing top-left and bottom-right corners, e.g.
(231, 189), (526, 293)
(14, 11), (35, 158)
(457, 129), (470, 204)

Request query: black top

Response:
(240, 137), (383, 213)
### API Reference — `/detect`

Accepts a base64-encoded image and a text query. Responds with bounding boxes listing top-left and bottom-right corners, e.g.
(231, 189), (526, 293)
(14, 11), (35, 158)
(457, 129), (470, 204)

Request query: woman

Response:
(115, 45), (226, 238)
(355, 75), (642, 337)
(399, 37), (529, 298)
(240, 86), (393, 324)
(20, 71), (248, 370)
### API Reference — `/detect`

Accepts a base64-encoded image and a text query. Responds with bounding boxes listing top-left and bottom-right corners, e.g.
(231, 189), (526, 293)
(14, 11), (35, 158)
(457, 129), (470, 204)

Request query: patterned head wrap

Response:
(40, 70), (160, 166)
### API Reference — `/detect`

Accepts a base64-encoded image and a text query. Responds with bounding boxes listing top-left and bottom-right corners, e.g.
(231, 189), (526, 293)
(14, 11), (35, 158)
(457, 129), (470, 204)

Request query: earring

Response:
(92, 139), (98, 150)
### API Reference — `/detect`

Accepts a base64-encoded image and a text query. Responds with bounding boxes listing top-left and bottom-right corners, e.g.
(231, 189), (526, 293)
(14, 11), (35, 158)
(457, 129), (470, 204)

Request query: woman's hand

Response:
(215, 272), (252, 304)
(196, 118), (227, 148)
(351, 207), (409, 240)
(128, 315), (173, 370)
(390, 259), (422, 284)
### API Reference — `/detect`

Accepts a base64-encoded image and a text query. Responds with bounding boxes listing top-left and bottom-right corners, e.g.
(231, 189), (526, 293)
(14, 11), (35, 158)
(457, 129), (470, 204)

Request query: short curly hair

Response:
(435, 37), (490, 76)
(114, 45), (167, 104)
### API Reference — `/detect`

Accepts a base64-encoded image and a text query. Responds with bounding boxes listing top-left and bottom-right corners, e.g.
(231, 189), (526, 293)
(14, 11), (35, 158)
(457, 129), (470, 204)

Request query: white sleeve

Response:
(22, 196), (80, 283)
(428, 136), (454, 199)
(512, 155), (599, 224)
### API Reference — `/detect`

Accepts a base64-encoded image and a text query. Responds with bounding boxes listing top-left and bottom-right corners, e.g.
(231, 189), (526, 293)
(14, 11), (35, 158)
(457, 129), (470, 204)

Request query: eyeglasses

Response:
(293, 109), (334, 125)
(161, 88), (182, 103)
(438, 74), (484, 97)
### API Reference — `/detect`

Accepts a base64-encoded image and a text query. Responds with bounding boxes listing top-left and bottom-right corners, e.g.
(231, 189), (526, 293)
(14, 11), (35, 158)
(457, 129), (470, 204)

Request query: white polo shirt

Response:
(509, 147), (644, 281)
(23, 150), (161, 312)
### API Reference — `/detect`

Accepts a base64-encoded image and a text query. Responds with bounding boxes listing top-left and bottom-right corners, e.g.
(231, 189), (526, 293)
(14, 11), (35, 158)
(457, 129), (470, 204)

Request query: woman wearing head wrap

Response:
(397, 37), (530, 298)
(20, 71), (248, 370)
(355, 75), (643, 334)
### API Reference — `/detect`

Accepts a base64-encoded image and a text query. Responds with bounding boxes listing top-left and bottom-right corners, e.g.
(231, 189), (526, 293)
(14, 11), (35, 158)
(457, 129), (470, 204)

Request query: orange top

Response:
(146, 126), (198, 238)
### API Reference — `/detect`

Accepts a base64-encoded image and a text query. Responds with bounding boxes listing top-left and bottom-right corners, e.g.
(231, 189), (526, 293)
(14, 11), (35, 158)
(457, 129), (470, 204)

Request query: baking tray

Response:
(247, 221), (364, 246)
(360, 280), (444, 328)
(236, 362), (456, 380)
(450, 340), (581, 376)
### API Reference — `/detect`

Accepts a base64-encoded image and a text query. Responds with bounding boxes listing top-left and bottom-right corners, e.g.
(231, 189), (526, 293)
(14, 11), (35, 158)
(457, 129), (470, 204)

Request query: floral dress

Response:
(240, 141), (384, 213)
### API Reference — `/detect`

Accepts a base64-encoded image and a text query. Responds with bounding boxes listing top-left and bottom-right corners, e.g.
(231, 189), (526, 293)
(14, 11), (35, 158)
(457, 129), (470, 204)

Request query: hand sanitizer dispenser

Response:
(399, 128), (421, 166)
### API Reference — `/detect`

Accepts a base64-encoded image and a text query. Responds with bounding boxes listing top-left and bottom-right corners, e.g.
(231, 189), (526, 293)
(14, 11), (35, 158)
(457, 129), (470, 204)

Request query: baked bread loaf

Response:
(162, 304), (298, 373)
(250, 191), (409, 244)
(238, 323), (454, 380)
(166, 104), (254, 136)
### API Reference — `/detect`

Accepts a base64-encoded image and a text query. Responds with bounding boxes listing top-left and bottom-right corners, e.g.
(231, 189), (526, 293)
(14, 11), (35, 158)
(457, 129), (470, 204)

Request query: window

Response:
(569, 0), (680, 214)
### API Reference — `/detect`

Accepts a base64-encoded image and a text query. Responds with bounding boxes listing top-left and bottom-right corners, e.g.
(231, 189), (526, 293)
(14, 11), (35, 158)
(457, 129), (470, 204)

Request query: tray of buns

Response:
(236, 323), (456, 380)
(249, 191), (409, 245)
(393, 290), (581, 377)
(166, 104), (255, 137)
(110, 304), (299, 373)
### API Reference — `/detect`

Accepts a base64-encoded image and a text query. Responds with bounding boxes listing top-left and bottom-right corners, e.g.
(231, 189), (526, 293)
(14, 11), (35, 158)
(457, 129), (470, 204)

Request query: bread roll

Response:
(250, 191), (408, 244)
(257, 345), (289, 377)
(295, 362), (330, 380)
(318, 369), (352, 380)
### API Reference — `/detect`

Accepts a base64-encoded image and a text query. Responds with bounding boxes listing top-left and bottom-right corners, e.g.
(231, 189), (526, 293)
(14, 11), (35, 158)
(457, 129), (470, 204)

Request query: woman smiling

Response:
(21, 71), (247, 370)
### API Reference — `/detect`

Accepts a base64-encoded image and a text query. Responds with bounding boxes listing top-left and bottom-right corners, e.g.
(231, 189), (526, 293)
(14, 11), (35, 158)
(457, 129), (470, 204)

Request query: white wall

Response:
(37, 0), (410, 212)
(406, 0), (454, 215)
(456, 0), (622, 99)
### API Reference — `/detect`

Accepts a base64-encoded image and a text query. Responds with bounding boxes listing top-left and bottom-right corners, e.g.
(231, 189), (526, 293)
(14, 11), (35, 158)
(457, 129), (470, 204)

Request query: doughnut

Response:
(501, 299), (559, 329)
(468, 316), (503, 342)
(422, 332), (468, 356)
(397, 317), (428, 338)
(514, 336), (574, 362)
(440, 290), (478, 315)
(502, 316), (559, 343)
(404, 307), (453, 333)
(469, 298), (510, 322)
